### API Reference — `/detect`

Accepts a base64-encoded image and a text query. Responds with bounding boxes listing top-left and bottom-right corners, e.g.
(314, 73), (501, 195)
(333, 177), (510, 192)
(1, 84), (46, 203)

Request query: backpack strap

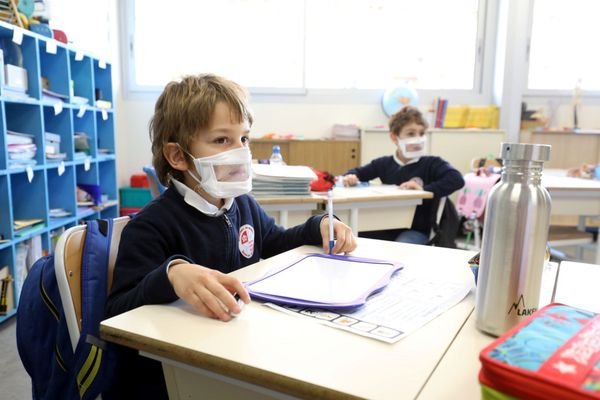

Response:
(80, 219), (113, 338)
(73, 219), (114, 399)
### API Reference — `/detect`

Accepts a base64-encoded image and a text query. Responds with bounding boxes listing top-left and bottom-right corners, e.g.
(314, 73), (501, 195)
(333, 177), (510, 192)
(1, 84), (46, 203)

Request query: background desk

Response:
(418, 260), (600, 399)
(101, 239), (475, 400)
(254, 196), (323, 228)
(314, 186), (433, 233)
(543, 172), (600, 264)
(255, 186), (433, 233)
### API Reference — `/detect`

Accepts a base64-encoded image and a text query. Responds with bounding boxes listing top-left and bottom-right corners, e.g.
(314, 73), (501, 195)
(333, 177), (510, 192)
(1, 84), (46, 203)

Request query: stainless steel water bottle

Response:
(475, 143), (552, 336)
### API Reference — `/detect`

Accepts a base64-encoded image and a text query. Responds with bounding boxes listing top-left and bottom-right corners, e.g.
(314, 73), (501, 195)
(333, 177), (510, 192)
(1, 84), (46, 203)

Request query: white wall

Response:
(114, 96), (390, 186)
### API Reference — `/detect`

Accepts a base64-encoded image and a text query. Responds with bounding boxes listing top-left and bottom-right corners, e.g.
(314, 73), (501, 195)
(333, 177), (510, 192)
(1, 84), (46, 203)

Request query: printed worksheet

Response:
(266, 266), (474, 343)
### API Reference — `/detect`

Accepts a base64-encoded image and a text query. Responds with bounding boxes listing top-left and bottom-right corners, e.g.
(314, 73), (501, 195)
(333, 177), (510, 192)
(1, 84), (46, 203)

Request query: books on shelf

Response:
(41, 88), (68, 101)
(431, 98), (449, 129)
(7, 130), (34, 145)
(49, 208), (71, 218)
(14, 218), (44, 231)
(430, 100), (500, 129)
(7, 130), (37, 166)
(0, 266), (14, 316)
(251, 164), (317, 196)
(9, 159), (37, 169)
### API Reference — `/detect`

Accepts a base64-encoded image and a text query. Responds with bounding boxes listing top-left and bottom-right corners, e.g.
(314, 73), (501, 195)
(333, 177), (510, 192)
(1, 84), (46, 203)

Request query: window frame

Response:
(523, 0), (600, 98)
(120, 0), (495, 104)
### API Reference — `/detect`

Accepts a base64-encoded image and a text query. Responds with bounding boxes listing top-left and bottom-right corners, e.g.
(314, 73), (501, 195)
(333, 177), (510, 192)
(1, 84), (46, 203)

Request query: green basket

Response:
(119, 187), (152, 208)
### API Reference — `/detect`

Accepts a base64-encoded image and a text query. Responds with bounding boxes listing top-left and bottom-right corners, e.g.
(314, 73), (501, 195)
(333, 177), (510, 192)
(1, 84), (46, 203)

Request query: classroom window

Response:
(126, 0), (483, 93)
(527, 0), (600, 91)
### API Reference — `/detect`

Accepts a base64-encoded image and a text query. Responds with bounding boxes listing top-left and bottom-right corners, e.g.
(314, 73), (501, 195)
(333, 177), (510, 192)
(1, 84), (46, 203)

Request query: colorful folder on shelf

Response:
(246, 253), (403, 310)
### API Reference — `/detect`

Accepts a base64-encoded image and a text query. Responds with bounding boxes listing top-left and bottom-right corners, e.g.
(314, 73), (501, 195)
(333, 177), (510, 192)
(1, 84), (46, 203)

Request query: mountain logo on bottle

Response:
(507, 294), (537, 316)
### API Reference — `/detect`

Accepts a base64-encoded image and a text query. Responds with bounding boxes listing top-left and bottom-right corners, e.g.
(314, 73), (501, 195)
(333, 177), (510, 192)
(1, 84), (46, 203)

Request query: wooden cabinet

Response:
(520, 130), (600, 169)
(250, 139), (360, 175)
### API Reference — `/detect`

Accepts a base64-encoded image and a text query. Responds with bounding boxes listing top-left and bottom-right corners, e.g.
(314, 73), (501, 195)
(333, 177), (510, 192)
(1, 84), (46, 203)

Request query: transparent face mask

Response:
(397, 136), (427, 158)
(182, 146), (253, 198)
(202, 157), (250, 183)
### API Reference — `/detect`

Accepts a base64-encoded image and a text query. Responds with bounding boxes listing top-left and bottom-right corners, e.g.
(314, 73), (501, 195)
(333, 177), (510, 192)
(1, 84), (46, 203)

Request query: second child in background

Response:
(342, 106), (464, 245)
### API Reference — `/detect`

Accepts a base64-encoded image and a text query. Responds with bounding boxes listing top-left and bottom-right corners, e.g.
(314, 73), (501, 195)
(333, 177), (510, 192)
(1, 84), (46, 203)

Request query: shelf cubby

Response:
(72, 107), (96, 158)
(93, 60), (113, 106)
(69, 51), (94, 105)
(4, 102), (44, 167)
(10, 170), (48, 237)
(96, 110), (115, 157)
(47, 164), (76, 229)
(38, 39), (70, 104)
(43, 105), (73, 162)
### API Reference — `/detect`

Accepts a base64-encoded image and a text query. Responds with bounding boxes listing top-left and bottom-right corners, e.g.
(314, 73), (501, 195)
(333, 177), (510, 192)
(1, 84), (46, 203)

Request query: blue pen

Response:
(328, 190), (334, 254)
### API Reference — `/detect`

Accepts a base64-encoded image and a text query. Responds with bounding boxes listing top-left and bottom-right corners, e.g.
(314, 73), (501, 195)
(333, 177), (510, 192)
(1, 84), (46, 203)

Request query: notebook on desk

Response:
(246, 253), (403, 309)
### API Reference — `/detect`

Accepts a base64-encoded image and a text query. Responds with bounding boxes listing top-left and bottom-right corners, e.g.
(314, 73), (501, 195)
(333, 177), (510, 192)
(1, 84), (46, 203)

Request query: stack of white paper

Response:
(252, 164), (317, 196)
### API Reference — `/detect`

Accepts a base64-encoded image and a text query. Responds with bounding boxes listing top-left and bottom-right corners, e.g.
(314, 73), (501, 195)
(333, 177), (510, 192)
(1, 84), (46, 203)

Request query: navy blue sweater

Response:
(346, 156), (464, 235)
(104, 187), (324, 398)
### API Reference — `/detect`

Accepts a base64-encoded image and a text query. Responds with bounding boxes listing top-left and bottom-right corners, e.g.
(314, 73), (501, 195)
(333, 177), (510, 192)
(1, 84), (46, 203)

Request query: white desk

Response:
(101, 239), (474, 400)
(417, 260), (600, 400)
(543, 173), (600, 264)
(315, 185), (433, 233)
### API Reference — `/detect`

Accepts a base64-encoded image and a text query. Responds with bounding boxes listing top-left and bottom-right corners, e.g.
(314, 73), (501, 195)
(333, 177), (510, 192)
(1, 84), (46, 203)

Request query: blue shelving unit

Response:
(0, 21), (117, 324)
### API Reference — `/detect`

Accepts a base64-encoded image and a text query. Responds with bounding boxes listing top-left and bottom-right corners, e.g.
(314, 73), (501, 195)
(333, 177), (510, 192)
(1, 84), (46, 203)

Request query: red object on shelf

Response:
(120, 207), (142, 216)
(52, 29), (68, 44)
(130, 174), (149, 188)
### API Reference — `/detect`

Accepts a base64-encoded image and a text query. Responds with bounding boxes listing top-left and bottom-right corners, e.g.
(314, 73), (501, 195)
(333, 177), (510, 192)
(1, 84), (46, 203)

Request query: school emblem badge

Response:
(239, 224), (255, 258)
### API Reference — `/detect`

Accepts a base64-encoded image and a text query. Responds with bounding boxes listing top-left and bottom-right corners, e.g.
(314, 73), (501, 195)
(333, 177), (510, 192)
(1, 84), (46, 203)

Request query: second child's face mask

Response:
(397, 136), (427, 159)
(184, 146), (253, 199)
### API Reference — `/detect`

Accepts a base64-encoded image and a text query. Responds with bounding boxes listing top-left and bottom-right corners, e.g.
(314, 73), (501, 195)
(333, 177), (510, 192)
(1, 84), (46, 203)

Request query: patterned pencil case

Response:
(479, 303), (600, 400)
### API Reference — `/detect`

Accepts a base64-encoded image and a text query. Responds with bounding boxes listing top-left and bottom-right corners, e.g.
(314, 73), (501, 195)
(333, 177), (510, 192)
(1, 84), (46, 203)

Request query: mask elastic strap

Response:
(176, 143), (203, 183)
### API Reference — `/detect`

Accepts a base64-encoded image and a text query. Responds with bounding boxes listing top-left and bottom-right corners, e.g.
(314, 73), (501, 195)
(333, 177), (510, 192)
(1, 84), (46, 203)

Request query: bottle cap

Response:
(273, 145), (280, 153)
(500, 143), (551, 162)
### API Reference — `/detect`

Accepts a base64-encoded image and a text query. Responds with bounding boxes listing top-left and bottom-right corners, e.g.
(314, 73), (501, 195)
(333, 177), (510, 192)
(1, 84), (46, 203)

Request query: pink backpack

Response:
(456, 172), (501, 219)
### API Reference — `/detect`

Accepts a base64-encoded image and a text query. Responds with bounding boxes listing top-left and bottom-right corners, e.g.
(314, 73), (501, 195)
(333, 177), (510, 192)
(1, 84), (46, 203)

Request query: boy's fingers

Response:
(207, 280), (240, 315)
(196, 287), (231, 321)
(221, 275), (251, 304)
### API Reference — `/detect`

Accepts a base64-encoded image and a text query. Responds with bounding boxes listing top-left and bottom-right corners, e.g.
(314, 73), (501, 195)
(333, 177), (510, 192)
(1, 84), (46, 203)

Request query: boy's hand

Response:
(342, 174), (359, 187)
(398, 179), (423, 191)
(167, 263), (251, 321)
(320, 217), (357, 254)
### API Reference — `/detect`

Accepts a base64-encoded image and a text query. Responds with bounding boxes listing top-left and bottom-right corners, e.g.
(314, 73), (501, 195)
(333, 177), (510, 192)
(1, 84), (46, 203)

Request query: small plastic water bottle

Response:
(269, 145), (284, 166)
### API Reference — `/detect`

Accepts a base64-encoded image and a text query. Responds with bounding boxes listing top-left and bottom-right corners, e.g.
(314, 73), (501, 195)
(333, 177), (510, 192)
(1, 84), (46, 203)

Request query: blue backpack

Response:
(17, 219), (117, 399)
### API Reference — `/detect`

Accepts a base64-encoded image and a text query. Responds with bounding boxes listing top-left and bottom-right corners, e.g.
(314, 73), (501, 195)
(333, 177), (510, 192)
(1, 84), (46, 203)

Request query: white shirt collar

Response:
(393, 152), (420, 167)
(171, 178), (233, 217)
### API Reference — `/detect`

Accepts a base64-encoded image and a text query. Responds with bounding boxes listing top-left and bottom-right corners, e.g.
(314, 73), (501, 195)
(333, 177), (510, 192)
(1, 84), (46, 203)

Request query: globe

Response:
(381, 86), (419, 117)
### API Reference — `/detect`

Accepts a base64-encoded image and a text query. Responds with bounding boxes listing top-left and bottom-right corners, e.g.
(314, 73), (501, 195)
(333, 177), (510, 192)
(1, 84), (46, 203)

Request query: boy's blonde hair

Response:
(388, 106), (428, 136)
(149, 74), (254, 185)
